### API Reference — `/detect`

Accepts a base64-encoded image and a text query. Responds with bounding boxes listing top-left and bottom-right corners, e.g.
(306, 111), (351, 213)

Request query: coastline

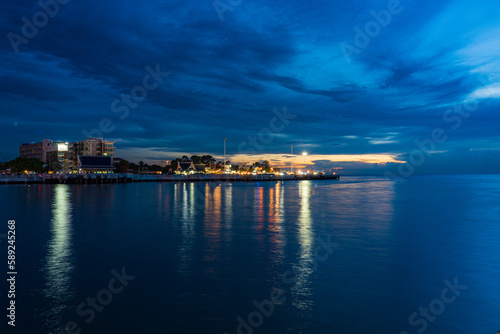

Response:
(0, 173), (340, 185)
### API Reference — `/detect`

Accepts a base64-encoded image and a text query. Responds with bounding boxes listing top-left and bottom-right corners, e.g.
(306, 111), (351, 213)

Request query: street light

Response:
(302, 152), (307, 172)
(290, 145), (294, 173)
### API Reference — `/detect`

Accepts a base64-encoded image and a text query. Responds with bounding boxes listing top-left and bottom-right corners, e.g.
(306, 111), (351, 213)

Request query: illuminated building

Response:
(20, 139), (69, 171)
(20, 137), (115, 172)
(68, 137), (115, 170)
(77, 156), (115, 173)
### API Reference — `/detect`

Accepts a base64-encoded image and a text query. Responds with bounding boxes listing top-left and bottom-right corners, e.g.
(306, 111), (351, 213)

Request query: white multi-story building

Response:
(20, 139), (69, 171)
(19, 139), (54, 163)
(20, 137), (115, 171)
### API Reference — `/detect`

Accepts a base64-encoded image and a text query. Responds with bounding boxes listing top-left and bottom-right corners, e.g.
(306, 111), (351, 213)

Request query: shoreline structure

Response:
(0, 173), (340, 185)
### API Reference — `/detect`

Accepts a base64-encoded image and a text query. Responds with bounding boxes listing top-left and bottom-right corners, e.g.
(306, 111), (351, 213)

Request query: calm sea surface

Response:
(1, 175), (500, 334)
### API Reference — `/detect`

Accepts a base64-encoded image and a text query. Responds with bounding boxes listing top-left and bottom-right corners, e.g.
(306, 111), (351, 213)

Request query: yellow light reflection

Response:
(268, 182), (285, 261)
(204, 184), (222, 268)
(223, 184), (233, 245)
(255, 186), (265, 228)
(292, 181), (314, 311)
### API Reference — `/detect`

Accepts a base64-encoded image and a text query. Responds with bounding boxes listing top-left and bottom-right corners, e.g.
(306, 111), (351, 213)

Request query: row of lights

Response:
(159, 139), (311, 174)
(226, 140), (310, 173)
(227, 140), (308, 173)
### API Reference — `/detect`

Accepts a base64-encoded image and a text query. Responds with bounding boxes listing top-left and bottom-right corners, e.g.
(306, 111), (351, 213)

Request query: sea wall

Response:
(0, 173), (339, 185)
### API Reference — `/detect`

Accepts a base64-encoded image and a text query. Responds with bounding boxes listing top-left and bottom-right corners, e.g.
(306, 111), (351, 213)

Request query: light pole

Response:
(223, 138), (227, 174)
(302, 152), (307, 172)
(290, 145), (293, 173)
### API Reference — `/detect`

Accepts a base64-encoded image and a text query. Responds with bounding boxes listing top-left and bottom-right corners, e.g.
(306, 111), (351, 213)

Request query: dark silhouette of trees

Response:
(46, 160), (62, 172)
(114, 159), (130, 173)
(201, 155), (216, 164)
(190, 155), (202, 164)
(6, 157), (44, 173)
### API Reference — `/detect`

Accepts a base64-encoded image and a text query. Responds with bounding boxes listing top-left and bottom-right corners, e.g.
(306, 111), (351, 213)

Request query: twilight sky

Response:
(1, 0), (499, 174)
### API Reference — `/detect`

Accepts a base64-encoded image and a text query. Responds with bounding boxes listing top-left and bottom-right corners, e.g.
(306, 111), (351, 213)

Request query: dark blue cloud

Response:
(1, 0), (500, 174)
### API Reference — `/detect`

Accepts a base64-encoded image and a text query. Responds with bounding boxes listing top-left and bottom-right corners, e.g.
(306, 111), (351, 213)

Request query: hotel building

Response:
(19, 139), (55, 163)
(67, 138), (115, 170)
(20, 137), (115, 171)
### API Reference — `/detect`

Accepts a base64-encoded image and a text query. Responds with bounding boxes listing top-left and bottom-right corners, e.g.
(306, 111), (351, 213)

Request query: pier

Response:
(0, 173), (339, 185)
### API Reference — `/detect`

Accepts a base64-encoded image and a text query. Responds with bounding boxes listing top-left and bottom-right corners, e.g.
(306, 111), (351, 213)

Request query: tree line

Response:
(115, 155), (272, 173)
(1, 156), (274, 174)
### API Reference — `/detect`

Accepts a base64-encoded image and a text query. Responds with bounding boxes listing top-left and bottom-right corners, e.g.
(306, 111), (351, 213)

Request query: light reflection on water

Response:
(18, 176), (500, 334)
(268, 182), (285, 266)
(178, 183), (195, 277)
(169, 179), (396, 318)
(292, 181), (314, 312)
(223, 184), (233, 245)
(42, 184), (75, 328)
(204, 184), (222, 268)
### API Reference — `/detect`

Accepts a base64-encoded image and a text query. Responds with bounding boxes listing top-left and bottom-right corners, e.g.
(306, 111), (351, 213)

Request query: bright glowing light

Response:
(302, 152), (307, 155)
(57, 143), (68, 151)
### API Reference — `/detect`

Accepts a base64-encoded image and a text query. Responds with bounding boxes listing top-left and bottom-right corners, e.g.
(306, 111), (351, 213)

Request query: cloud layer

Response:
(1, 0), (500, 174)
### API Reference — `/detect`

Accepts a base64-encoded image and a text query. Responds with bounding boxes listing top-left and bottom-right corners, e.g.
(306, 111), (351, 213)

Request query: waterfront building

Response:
(20, 139), (55, 162)
(176, 161), (196, 173)
(20, 139), (70, 171)
(77, 156), (115, 173)
(68, 137), (115, 170)
(46, 142), (69, 171)
(238, 164), (252, 172)
(194, 164), (207, 172)
(20, 137), (115, 171)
